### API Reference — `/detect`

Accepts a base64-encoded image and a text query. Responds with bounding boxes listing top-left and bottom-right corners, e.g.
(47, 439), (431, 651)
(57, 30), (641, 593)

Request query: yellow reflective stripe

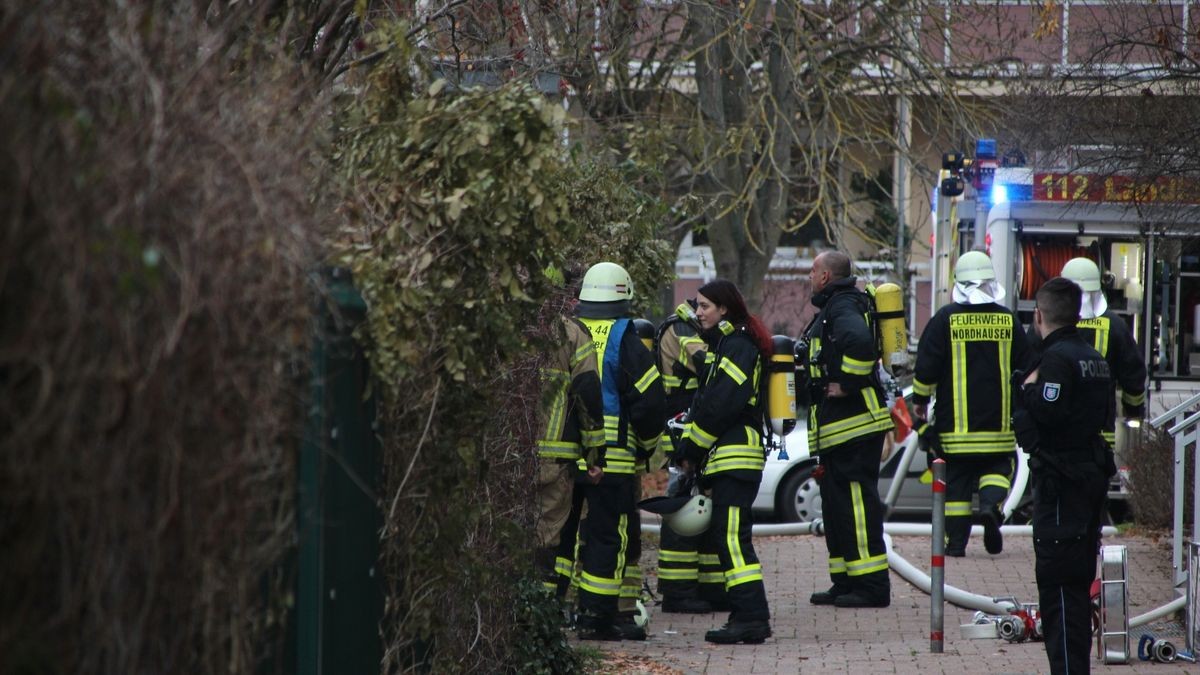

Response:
(828, 557), (847, 574)
(728, 506), (746, 569)
(1102, 431), (1117, 445)
(541, 581), (558, 592)
(1122, 390), (1146, 406)
(952, 340), (968, 434)
(945, 501), (972, 517)
(1079, 317), (1111, 358)
(816, 417), (894, 449)
(580, 571), (622, 595)
(571, 342), (593, 368)
(658, 568), (699, 581)
(663, 374), (683, 389)
(913, 378), (935, 397)
(846, 553), (888, 577)
(555, 556), (574, 578)
(939, 431), (1015, 454)
(841, 354), (875, 376)
(537, 440), (580, 459)
(979, 474), (1011, 490)
(718, 358), (748, 385)
(698, 572), (725, 583)
(615, 513), (629, 589)
(851, 482), (870, 562)
(726, 563), (763, 588)
(999, 338), (1012, 432)
(604, 415), (621, 443)
(634, 366), (659, 394)
(659, 550), (699, 563)
(581, 428), (604, 448)
(699, 553), (722, 566)
(686, 422), (718, 449)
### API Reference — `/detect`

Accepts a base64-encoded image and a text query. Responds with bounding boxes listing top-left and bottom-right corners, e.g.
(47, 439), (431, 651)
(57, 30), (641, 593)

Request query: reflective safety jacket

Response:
(913, 301), (1033, 455)
(683, 329), (766, 478)
(803, 277), (894, 452)
(579, 317), (666, 474)
(1028, 310), (1146, 445)
(536, 317), (605, 464)
(656, 317), (711, 456)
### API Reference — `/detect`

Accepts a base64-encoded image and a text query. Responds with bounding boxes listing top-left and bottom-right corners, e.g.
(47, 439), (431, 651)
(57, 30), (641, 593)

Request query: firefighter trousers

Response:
(657, 470), (726, 605)
(1033, 464), (1107, 675)
(577, 475), (636, 620)
(817, 433), (890, 598)
(945, 453), (1013, 551)
(534, 459), (575, 593)
(700, 475), (769, 622)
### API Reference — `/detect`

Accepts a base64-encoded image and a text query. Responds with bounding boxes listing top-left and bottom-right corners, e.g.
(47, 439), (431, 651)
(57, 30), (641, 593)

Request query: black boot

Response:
(576, 614), (622, 641)
(661, 595), (714, 614)
(704, 619), (772, 644)
(833, 590), (890, 608)
(983, 508), (1003, 555)
(809, 584), (852, 606)
(613, 613), (647, 641)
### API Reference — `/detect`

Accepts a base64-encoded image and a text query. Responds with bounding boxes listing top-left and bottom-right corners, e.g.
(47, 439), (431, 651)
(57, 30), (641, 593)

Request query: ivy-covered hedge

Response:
(335, 43), (673, 672)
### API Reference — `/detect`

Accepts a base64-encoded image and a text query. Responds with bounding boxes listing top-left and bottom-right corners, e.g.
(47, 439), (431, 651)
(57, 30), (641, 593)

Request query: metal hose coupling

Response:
(1138, 633), (1178, 663)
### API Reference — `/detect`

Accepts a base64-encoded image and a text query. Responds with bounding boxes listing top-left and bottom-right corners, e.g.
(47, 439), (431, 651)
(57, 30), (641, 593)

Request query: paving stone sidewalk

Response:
(588, 527), (1194, 674)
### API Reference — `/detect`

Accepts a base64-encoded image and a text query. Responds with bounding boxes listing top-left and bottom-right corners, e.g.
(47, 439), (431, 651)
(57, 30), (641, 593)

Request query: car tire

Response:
(777, 464), (822, 523)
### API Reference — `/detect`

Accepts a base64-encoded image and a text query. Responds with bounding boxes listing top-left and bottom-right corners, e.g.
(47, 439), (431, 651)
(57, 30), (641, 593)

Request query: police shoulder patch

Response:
(1042, 382), (1061, 402)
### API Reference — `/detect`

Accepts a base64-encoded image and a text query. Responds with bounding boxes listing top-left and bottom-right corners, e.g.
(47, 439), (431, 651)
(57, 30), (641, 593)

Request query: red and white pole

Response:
(930, 457), (946, 653)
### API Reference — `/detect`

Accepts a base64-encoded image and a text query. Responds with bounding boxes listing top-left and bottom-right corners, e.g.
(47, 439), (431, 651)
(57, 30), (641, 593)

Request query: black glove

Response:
(915, 421), (943, 460)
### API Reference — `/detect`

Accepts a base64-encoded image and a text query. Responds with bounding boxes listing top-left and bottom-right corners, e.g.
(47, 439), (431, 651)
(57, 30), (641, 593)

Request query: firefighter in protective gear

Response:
(1016, 277), (1112, 675)
(653, 309), (726, 613)
(573, 262), (665, 642)
(1030, 257), (1146, 447)
(534, 316), (605, 596)
(672, 279), (773, 644)
(802, 251), (894, 609)
(912, 250), (1033, 557)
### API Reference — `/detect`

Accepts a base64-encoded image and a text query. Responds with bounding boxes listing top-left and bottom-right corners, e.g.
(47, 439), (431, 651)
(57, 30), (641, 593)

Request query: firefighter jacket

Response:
(1028, 309), (1146, 444)
(536, 317), (605, 464)
(657, 317), (708, 415)
(913, 301), (1032, 456)
(656, 318), (712, 457)
(1016, 325), (1113, 471)
(579, 316), (666, 474)
(802, 277), (894, 453)
(679, 327), (765, 480)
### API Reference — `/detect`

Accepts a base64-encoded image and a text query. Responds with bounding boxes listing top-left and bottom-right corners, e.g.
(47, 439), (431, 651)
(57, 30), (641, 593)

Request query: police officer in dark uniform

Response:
(1013, 277), (1113, 675)
(802, 251), (894, 609)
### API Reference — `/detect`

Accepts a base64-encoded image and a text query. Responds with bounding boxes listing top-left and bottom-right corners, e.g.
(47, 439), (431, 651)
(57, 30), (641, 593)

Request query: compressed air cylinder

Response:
(633, 318), (655, 352)
(769, 336), (797, 436)
(875, 282), (909, 375)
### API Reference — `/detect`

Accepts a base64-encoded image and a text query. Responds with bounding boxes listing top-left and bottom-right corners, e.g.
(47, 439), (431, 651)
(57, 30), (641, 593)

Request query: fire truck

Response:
(931, 147), (1200, 503)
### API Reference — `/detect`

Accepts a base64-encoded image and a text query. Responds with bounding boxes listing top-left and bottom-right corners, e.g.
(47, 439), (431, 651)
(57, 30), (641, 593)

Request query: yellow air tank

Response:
(874, 283), (909, 375)
(768, 335), (797, 436)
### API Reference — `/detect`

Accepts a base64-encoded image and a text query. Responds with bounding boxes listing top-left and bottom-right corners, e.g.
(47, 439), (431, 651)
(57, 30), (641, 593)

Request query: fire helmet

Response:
(954, 251), (997, 283)
(1061, 257), (1102, 292)
(579, 262), (634, 303)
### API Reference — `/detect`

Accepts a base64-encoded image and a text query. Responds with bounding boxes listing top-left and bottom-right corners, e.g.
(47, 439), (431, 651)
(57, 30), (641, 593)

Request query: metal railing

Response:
(1148, 389), (1200, 587)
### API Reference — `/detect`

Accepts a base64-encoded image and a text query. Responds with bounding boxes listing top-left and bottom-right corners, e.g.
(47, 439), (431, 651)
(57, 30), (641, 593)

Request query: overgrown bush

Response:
(335, 38), (673, 672)
(0, 4), (327, 673)
(1129, 425), (1194, 530)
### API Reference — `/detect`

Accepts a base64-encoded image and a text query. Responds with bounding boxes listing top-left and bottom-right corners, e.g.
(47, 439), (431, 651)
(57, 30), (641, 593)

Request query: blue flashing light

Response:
(991, 184), (1009, 205)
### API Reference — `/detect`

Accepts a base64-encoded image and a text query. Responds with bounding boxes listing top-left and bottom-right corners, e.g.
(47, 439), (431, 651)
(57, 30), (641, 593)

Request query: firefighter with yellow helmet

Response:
(1030, 257), (1146, 446)
(572, 262), (665, 641)
(912, 250), (1034, 557)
